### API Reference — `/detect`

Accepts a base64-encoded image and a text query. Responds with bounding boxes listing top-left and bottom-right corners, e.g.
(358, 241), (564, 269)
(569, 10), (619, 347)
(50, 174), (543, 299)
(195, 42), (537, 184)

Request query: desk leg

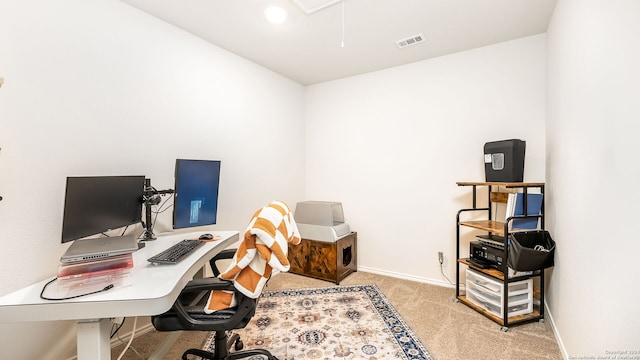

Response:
(77, 318), (111, 360)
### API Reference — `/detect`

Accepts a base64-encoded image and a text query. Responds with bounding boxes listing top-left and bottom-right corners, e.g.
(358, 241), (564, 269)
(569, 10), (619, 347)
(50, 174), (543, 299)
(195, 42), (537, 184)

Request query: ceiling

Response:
(120, 0), (558, 85)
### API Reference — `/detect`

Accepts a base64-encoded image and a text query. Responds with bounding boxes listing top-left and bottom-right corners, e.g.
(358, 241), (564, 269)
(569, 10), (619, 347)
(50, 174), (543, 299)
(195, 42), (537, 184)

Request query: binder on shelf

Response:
(507, 192), (543, 230)
(505, 193), (516, 223)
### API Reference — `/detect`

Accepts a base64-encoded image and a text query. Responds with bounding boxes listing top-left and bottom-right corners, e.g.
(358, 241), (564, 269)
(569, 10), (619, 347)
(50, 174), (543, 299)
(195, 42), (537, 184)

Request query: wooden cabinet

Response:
(288, 232), (357, 284)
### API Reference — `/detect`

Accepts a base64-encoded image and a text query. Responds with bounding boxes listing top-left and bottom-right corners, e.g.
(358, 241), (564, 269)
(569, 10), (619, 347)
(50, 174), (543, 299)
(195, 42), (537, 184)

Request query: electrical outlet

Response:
(438, 251), (444, 264)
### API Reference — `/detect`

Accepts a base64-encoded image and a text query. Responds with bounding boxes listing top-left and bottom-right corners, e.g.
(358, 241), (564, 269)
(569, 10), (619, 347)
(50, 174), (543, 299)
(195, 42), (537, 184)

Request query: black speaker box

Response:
(484, 139), (526, 182)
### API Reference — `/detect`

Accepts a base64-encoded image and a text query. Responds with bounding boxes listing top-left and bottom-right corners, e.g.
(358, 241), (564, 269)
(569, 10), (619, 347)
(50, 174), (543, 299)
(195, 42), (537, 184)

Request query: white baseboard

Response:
(356, 265), (456, 288)
(543, 302), (568, 360)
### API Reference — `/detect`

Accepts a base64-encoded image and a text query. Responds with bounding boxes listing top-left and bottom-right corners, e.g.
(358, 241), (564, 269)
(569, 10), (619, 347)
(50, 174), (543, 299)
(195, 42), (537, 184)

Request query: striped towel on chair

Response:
(205, 200), (301, 313)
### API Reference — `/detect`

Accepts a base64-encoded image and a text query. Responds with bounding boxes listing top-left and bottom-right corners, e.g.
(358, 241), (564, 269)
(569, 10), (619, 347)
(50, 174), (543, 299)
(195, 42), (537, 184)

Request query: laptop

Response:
(60, 235), (139, 263)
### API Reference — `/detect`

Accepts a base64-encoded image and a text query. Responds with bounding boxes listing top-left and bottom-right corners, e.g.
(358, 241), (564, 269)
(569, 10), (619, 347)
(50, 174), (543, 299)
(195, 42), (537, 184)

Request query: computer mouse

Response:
(199, 233), (214, 240)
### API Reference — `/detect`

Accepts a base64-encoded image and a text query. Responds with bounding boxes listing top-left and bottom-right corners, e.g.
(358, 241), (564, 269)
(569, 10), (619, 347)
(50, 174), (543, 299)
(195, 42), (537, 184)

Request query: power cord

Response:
(115, 316), (138, 360)
(439, 255), (454, 285)
(111, 317), (126, 339)
(111, 318), (144, 359)
(40, 277), (114, 301)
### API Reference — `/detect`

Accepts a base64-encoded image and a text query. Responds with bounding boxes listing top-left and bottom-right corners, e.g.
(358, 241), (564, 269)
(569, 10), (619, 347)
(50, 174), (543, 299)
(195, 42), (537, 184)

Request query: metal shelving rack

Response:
(455, 181), (546, 331)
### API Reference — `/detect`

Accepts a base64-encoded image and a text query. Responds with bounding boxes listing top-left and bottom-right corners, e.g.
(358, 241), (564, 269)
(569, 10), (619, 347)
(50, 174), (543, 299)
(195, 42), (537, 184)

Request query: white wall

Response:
(0, 0), (304, 358)
(304, 35), (546, 284)
(546, 0), (640, 357)
(8, 0), (638, 358)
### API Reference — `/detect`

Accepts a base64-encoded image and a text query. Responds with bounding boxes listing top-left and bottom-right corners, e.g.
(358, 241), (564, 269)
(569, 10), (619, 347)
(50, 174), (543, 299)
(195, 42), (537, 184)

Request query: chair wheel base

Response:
(235, 339), (244, 351)
(182, 348), (216, 360)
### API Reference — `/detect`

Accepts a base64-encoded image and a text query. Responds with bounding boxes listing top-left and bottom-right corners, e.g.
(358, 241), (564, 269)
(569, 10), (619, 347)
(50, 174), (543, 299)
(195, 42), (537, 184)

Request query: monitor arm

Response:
(141, 178), (174, 241)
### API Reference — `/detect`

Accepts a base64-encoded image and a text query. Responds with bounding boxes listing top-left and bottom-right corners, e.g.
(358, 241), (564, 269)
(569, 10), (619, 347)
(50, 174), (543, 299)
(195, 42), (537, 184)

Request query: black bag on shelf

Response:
(508, 231), (555, 271)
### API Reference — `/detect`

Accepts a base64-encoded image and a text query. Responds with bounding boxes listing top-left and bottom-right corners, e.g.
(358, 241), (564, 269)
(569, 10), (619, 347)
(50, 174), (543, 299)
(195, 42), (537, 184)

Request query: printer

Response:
(294, 201), (351, 242)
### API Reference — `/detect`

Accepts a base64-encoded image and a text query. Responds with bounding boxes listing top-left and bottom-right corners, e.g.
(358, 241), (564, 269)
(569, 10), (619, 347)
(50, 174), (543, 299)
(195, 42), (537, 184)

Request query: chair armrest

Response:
(172, 279), (255, 330)
(209, 248), (236, 277)
(181, 277), (235, 293)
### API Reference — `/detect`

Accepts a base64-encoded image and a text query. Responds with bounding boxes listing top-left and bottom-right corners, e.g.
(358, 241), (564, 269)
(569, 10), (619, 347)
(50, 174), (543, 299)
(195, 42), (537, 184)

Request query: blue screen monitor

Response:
(61, 175), (145, 243)
(173, 159), (221, 229)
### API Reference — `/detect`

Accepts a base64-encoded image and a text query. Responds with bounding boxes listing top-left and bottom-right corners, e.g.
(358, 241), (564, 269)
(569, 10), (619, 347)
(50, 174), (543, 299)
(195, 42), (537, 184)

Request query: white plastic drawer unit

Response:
(465, 269), (533, 319)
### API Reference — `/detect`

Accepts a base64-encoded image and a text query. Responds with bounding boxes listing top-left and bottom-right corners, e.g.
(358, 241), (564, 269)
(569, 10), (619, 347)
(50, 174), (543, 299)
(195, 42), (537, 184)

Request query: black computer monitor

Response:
(172, 159), (221, 229)
(61, 176), (145, 243)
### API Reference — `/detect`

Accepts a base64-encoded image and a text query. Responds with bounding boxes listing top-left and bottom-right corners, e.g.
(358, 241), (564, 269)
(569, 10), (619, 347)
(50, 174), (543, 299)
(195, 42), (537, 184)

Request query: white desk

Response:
(0, 230), (239, 360)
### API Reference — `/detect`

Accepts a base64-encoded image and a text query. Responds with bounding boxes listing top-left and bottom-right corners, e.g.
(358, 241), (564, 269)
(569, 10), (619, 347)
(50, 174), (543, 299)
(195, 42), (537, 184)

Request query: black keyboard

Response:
(147, 239), (205, 264)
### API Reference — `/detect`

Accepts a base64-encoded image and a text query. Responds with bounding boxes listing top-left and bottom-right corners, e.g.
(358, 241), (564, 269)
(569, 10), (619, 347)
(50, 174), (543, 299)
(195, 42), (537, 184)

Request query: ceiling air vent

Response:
(396, 33), (425, 48)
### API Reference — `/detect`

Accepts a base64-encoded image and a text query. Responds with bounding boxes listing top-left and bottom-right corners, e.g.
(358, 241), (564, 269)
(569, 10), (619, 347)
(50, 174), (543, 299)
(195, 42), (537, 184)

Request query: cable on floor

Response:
(115, 316), (138, 360)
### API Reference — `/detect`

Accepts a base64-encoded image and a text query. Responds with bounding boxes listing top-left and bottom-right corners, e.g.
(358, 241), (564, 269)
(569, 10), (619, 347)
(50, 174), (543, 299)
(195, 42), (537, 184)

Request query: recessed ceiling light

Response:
(264, 6), (288, 24)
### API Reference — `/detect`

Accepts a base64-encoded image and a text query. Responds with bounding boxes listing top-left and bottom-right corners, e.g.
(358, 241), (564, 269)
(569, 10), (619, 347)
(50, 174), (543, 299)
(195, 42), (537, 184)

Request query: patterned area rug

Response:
(202, 284), (434, 360)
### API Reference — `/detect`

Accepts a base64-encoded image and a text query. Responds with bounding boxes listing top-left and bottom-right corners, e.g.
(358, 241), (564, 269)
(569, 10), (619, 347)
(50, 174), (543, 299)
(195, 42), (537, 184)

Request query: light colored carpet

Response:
(111, 271), (563, 360)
